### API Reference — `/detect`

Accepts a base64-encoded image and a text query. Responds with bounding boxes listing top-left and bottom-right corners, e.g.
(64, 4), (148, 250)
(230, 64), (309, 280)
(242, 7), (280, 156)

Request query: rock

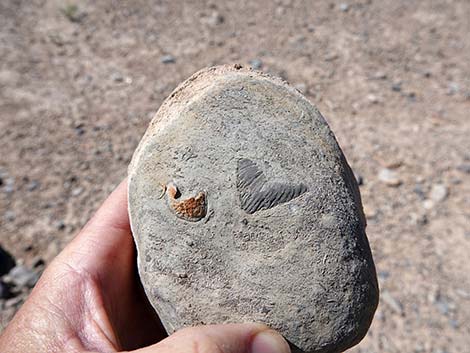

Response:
(111, 72), (124, 82)
(61, 4), (86, 23)
(434, 296), (455, 316)
(413, 184), (426, 199)
(4, 210), (15, 222)
(3, 177), (14, 194)
(429, 184), (448, 202)
(160, 55), (176, 64)
(366, 94), (380, 104)
(0, 246), (15, 276)
(207, 11), (225, 26)
(71, 187), (83, 196)
(378, 168), (402, 187)
(128, 65), (378, 353)
(8, 265), (39, 289)
(391, 82), (402, 92)
(55, 219), (66, 230)
(26, 180), (40, 191)
(447, 82), (459, 95)
(339, 3), (349, 12)
(249, 59), (263, 70)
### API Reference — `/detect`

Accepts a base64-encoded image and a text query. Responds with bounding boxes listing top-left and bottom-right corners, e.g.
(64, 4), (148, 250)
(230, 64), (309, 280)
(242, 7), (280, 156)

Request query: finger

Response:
(133, 323), (291, 353)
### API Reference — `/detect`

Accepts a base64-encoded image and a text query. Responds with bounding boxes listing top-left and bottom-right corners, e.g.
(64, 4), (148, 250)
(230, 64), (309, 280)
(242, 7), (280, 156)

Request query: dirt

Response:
(0, 1), (469, 352)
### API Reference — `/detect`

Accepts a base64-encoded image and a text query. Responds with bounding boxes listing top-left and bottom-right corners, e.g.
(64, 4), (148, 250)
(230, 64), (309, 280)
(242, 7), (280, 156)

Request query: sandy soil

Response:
(1, 1), (469, 352)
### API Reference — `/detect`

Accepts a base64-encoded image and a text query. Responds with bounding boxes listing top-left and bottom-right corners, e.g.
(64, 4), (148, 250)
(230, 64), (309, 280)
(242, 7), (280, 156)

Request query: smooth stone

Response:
(378, 168), (402, 187)
(128, 65), (379, 353)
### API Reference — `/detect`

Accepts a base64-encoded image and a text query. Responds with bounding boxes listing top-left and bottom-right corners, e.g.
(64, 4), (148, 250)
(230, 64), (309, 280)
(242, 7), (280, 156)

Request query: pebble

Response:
(4, 210), (16, 222)
(339, 3), (350, 12)
(457, 163), (470, 174)
(248, 59), (263, 70)
(391, 81), (402, 92)
(434, 296), (455, 316)
(160, 55), (176, 64)
(111, 72), (124, 82)
(55, 219), (66, 230)
(429, 184), (448, 202)
(206, 11), (224, 26)
(381, 291), (404, 315)
(3, 177), (14, 194)
(410, 212), (428, 226)
(447, 82), (459, 95)
(8, 265), (40, 288)
(74, 123), (85, 136)
(71, 187), (83, 196)
(449, 318), (459, 329)
(378, 168), (402, 187)
(413, 184), (426, 199)
(367, 94), (380, 104)
(373, 72), (387, 80)
(27, 180), (40, 191)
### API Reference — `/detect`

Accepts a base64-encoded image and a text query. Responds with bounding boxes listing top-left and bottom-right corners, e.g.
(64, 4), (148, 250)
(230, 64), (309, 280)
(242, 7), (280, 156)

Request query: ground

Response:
(0, 1), (469, 352)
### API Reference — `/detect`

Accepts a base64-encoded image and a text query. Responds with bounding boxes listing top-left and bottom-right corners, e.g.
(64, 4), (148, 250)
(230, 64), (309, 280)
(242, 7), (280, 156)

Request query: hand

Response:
(0, 179), (291, 353)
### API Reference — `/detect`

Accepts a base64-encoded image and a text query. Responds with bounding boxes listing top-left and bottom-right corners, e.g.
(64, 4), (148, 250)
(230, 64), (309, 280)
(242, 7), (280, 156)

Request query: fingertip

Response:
(250, 329), (291, 353)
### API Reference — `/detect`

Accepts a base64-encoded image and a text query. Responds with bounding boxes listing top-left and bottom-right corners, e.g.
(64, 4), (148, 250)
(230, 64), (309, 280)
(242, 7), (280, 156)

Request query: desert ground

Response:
(0, 1), (469, 352)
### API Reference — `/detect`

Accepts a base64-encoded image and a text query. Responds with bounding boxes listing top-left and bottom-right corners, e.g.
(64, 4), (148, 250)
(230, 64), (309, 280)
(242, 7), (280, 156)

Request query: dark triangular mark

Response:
(237, 159), (307, 214)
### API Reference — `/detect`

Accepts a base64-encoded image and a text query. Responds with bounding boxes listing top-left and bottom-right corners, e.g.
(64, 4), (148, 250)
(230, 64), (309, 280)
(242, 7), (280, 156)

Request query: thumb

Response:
(132, 323), (291, 353)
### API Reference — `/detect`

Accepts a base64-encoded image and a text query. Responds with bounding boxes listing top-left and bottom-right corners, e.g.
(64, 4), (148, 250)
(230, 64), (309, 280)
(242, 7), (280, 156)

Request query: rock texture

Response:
(128, 65), (379, 353)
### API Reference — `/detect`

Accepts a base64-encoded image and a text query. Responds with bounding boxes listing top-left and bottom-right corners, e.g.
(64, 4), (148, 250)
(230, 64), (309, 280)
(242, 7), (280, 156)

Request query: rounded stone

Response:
(128, 65), (379, 353)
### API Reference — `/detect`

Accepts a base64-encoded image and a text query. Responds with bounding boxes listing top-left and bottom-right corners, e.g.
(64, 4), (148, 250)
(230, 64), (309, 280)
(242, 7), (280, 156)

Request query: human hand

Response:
(0, 179), (290, 353)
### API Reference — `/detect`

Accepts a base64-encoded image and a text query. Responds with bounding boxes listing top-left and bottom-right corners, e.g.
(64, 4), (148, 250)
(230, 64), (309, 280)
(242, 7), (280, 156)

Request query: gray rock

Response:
(160, 55), (176, 64)
(128, 65), (378, 353)
(4, 210), (15, 222)
(26, 180), (40, 191)
(249, 58), (263, 70)
(8, 265), (39, 289)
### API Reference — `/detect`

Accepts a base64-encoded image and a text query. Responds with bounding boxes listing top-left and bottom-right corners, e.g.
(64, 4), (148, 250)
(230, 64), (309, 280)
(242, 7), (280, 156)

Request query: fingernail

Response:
(250, 330), (291, 353)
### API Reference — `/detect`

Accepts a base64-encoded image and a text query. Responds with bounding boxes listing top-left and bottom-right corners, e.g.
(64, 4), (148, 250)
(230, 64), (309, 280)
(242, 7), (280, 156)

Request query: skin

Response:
(0, 179), (291, 353)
